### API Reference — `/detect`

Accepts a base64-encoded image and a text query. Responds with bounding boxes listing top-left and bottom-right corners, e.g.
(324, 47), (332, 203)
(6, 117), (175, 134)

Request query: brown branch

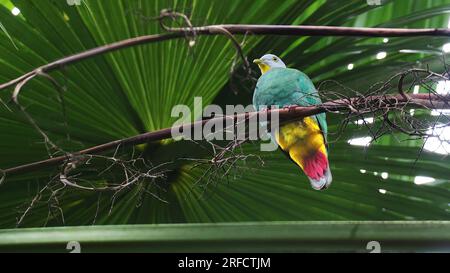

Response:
(180, 24), (450, 37)
(2, 93), (450, 177)
(12, 72), (64, 157)
(0, 32), (183, 91)
(1, 24), (450, 91)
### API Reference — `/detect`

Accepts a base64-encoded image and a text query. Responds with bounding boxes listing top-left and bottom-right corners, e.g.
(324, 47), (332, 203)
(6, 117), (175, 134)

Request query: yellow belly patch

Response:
(275, 117), (327, 169)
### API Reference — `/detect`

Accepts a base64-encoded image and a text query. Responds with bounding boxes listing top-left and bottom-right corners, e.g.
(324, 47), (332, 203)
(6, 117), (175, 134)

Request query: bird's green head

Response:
(253, 54), (286, 75)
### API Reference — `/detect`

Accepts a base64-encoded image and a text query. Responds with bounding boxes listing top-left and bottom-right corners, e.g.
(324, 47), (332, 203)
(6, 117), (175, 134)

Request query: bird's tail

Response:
(275, 118), (332, 190)
(301, 150), (332, 190)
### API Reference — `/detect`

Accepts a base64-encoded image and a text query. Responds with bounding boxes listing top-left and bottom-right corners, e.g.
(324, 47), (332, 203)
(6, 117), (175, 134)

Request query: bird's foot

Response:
(283, 105), (299, 112)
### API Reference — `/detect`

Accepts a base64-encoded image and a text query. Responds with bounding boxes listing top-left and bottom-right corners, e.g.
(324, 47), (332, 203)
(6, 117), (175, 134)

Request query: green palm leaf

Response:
(0, 0), (448, 251)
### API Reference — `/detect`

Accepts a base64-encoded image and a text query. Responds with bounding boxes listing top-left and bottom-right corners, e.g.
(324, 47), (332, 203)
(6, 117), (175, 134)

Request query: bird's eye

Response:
(272, 57), (277, 61)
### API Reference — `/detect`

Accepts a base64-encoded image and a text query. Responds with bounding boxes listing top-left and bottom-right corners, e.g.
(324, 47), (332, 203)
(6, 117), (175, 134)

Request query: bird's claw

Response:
(283, 105), (299, 112)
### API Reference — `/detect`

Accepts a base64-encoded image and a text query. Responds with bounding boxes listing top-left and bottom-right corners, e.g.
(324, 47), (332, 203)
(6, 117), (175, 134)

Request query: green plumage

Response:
(252, 67), (328, 141)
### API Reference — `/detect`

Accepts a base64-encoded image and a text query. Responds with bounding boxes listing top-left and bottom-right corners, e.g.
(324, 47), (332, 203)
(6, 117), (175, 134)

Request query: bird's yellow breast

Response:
(275, 117), (327, 168)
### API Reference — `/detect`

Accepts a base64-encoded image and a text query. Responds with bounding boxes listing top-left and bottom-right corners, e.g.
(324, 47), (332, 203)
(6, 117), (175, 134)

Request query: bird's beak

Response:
(253, 59), (262, 65)
(253, 59), (270, 74)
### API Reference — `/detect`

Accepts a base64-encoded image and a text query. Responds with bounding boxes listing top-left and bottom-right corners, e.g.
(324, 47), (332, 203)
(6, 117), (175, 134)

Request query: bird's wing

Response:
(293, 70), (328, 145)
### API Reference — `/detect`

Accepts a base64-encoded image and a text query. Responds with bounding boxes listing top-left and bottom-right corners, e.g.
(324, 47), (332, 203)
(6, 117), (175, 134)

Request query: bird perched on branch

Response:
(253, 54), (332, 190)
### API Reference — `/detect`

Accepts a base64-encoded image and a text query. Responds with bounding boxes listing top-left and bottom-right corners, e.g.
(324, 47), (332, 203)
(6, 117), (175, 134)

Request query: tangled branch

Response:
(181, 125), (264, 197)
(15, 146), (170, 227)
